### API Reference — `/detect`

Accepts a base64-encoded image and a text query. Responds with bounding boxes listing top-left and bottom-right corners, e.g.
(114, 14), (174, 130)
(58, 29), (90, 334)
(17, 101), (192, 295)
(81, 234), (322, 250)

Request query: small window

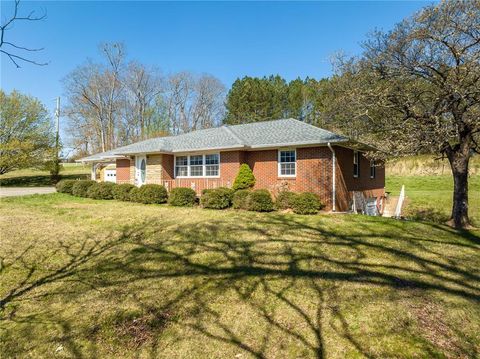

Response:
(175, 156), (188, 177)
(279, 150), (296, 177)
(353, 151), (360, 178)
(370, 160), (376, 179)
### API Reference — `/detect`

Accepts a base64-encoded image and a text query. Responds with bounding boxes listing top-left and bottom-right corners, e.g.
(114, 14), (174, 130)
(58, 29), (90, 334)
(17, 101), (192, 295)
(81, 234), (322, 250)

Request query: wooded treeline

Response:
(64, 43), (226, 156)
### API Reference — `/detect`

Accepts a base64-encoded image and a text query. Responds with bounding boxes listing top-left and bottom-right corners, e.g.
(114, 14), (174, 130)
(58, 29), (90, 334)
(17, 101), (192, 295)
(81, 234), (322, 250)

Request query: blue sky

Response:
(1, 1), (430, 137)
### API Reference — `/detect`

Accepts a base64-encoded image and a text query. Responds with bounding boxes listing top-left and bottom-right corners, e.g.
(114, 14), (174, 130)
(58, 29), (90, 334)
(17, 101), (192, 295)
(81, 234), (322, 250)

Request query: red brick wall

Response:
(220, 151), (245, 186)
(153, 146), (384, 212)
(244, 147), (333, 208)
(116, 158), (131, 184)
(335, 146), (385, 211)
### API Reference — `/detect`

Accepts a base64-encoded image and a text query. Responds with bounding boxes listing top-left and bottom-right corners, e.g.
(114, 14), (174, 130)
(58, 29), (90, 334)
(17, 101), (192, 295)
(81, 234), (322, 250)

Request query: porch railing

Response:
(160, 179), (231, 194)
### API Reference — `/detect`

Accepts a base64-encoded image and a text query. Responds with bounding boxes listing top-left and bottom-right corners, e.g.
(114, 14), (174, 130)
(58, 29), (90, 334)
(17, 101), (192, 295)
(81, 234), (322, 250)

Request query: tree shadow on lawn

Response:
(1, 215), (479, 358)
(0, 173), (89, 187)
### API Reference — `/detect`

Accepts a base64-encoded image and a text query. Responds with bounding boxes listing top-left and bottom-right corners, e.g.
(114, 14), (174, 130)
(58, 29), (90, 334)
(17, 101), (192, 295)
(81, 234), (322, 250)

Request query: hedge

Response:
(291, 192), (324, 215)
(246, 189), (274, 212)
(201, 187), (234, 209)
(168, 187), (197, 206)
(275, 191), (297, 210)
(130, 184), (168, 204)
(232, 164), (255, 191)
(112, 183), (136, 201)
(87, 182), (116, 200)
(232, 189), (251, 209)
(55, 179), (77, 194)
(72, 180), (97, 197)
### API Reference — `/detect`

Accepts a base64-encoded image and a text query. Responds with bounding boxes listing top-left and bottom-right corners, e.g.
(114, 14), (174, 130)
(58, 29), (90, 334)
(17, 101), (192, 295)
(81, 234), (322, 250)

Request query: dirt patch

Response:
(112, 308), (173, 349)
(408, 298), (470, 358)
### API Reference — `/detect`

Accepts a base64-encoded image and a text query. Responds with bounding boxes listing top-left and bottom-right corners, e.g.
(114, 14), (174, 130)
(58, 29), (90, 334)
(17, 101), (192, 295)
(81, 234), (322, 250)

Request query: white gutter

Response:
(327, 142), (336, 212)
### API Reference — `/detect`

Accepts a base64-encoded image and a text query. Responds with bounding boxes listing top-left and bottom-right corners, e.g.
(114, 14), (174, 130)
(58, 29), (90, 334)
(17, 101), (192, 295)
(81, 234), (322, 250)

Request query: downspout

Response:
(327, 143), (336, 212)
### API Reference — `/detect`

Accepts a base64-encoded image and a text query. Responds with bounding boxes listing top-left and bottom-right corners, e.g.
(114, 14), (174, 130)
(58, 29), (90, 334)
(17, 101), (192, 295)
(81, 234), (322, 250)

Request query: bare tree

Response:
(329, 0), (480, 228)
(64, 44), (226, 153)
(63, 43), (125, 153)
(0, 0), (47, 68)
(123, 62), (165, 140)
(191, 74), (226, 130)
(165, 72), (225, 134)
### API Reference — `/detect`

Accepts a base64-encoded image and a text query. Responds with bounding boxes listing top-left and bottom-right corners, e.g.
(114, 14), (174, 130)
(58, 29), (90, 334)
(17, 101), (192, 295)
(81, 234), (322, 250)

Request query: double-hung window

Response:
(278, 149), (296, 177)
(370, 160), (376, 179)
(353, 151), (360, 178)
(175, 156), (188, 177)
(189, 155), (203, 177)
(205, 154), (220, 176)
(175, 153), (220, 178)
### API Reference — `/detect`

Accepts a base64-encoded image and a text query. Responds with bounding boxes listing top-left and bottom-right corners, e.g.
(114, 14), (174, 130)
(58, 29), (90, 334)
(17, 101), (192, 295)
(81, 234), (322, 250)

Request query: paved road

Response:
(0, 187), (56, 197)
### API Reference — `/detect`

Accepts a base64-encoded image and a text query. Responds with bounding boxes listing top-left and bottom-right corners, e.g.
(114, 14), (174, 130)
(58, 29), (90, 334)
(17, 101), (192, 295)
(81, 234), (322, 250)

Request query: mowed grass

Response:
(1, 194), (479, 358)
(386, 175), (480, 226)
(0, 163), (90, 187)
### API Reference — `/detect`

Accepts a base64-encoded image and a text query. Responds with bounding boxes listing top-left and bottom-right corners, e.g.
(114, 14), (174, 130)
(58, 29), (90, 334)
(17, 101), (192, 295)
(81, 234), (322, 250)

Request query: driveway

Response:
(0, 187), (56, 197)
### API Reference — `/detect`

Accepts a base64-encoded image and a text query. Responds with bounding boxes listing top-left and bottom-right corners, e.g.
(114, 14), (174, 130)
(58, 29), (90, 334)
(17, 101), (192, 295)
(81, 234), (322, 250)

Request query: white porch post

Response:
(91, 163), (96, 181)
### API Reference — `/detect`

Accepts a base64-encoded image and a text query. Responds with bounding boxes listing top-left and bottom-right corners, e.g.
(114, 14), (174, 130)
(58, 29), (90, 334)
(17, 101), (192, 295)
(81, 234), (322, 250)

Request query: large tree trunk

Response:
(447, 146), (471, 229)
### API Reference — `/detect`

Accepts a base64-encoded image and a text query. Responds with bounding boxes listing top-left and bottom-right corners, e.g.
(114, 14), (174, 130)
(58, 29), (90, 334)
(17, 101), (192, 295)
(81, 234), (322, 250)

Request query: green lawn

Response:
(386, 175), (480, 226)
(0, 163), (89, 187)
(1, 194), (479, 358)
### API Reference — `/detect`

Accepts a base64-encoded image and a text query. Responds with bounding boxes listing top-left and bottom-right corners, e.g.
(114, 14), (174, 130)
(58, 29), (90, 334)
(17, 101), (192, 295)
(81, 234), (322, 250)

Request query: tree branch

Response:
(0, 0), (47, 68)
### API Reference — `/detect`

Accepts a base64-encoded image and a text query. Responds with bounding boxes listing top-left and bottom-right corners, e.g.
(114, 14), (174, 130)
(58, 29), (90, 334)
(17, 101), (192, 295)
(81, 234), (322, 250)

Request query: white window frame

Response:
(370, 160), (376, 179)
(278, 149), (297, 178)
(174, 153), (220, 178)
(353, 151), (360, 178)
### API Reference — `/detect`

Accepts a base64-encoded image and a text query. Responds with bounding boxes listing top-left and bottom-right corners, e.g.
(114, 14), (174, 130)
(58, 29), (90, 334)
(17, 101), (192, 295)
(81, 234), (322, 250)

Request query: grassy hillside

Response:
(0, 163), (90, 187)
(385, 156), (479, 226)
(1, 194), (479, 358)
(386, 154), (480, 176)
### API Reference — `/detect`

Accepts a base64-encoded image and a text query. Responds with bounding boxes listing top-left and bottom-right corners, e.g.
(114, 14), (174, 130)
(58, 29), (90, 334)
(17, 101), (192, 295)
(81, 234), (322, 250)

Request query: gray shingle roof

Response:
(79, 118), (349, 161)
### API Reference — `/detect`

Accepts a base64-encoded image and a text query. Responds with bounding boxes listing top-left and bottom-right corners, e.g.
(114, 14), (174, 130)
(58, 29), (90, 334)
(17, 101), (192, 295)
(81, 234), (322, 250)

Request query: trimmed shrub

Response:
(246, 189), (274, 212)
(169, 187), (196, 206)
(87, 182), (116, 200)
(232, 164), (255, 191)
(130, 184), (168, 204)
(232, 189), (251, 209)
(291, 192), (324, 215)
(56, 179), (77, 194)
(201, 187), (234, 209)
(275, 191), (297, 210)
(112, 183), (135, 201)
(72, 180), (97, 197)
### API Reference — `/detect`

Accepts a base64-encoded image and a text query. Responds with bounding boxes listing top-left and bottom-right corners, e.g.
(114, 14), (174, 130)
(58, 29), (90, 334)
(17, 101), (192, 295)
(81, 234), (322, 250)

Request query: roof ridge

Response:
(222, 125), (245, 145)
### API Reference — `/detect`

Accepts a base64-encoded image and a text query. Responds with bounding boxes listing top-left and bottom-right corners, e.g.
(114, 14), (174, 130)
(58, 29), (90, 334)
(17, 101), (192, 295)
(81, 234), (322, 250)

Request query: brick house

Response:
(79, 118), (385, 212)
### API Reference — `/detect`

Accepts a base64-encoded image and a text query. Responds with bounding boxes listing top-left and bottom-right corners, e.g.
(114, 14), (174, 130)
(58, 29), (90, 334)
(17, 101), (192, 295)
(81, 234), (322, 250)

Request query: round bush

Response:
(291, 192), (324, 215)
(246, 189), (274, 212)
(232, 164), (256, 191)
(232, 189), (251, 209)
(56, 179), (77, 194)
(275, 191), (297, 210)
(72, 180), (97, 197)
(201, 187), (234, 209)
(112, 183), (135, 201)
(130, 184), (168, 204)
(169, 187), (197, 206)
(87, 182), (116, 200)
